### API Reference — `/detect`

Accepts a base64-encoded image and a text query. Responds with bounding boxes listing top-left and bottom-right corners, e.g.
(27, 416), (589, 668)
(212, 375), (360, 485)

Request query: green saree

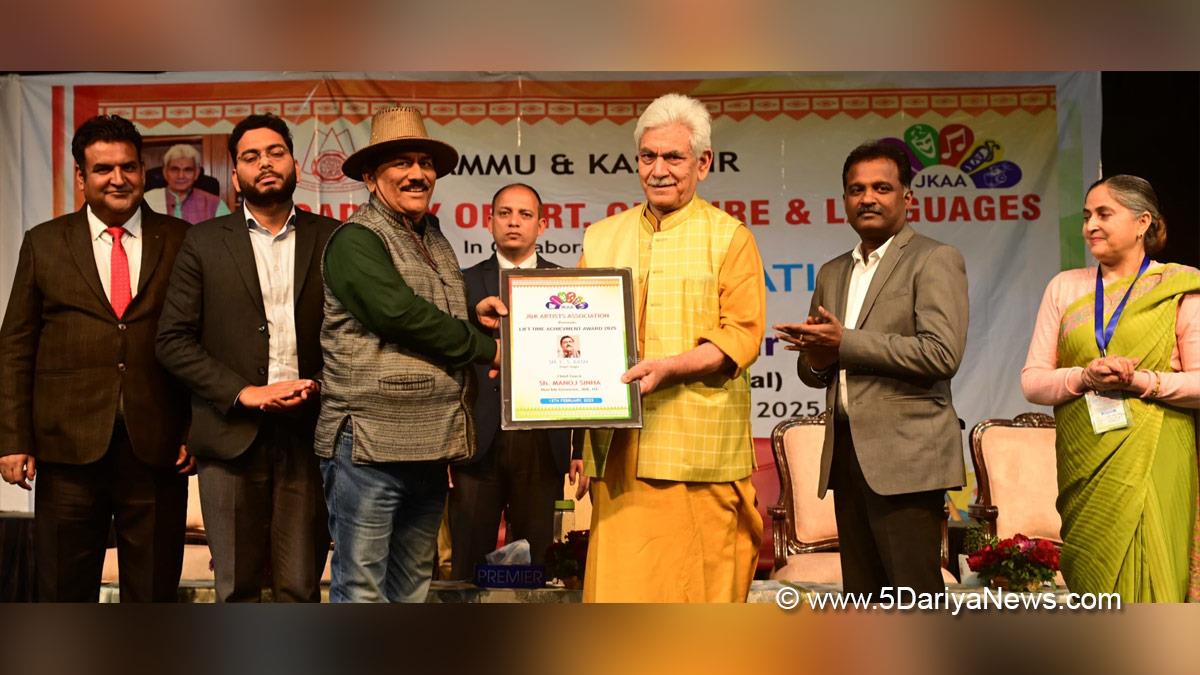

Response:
(1055, 263), (1200, 602)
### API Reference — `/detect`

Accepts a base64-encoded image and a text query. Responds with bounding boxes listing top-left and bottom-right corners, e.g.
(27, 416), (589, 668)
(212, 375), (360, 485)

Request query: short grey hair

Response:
(634, 93), (712, 157)
(162, 143), (201, 167)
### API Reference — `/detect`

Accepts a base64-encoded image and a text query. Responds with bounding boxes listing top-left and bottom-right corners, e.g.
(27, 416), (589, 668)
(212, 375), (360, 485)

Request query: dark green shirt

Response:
(324, 222), (496, 370)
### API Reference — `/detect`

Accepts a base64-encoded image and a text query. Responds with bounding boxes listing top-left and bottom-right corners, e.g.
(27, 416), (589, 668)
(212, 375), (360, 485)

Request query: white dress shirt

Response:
(245, 205), (299, 383)
(839, 235), (895, 410)
(496, 250), (537, 270)
(87, 205), (143, 303)
(496, 249), (538, 287)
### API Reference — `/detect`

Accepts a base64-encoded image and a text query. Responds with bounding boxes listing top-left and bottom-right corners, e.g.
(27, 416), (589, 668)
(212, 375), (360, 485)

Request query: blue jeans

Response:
(321, 425), (448, 603)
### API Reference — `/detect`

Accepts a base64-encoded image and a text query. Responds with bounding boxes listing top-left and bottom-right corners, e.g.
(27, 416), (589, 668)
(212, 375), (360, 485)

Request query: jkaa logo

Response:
(546, 292), (588, 309)
(884, 123), (1022, 189)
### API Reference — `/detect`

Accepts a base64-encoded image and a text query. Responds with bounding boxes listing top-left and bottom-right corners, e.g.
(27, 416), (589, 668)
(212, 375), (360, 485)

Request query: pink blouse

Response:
(1021, 264), (1200, 408)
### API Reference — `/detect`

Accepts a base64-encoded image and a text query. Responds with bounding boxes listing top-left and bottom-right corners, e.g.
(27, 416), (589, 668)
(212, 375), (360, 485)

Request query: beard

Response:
(239, 169), (298, 207)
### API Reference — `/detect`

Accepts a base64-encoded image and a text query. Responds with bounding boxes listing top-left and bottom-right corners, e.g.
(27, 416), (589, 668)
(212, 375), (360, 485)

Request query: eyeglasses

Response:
(237, 146), (290, 165)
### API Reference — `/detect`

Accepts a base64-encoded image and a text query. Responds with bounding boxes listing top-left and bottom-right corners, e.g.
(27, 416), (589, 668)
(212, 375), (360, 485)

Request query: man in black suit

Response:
(156, 114), (337, 602)
(449, 183), (584, 579)
(0, 115), (192, 602)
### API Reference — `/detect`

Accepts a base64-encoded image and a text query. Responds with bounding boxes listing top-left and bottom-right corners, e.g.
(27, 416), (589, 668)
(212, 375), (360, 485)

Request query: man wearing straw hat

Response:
(315, 106), (498, 603)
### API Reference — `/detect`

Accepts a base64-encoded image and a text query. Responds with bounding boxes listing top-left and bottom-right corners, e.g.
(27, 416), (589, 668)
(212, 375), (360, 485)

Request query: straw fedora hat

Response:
(341, 106), (459, 181)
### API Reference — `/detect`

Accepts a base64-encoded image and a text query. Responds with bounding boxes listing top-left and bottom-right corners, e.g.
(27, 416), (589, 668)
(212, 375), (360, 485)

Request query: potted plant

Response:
(966, 533), (1060, 592)
(544, 529), (589, 589)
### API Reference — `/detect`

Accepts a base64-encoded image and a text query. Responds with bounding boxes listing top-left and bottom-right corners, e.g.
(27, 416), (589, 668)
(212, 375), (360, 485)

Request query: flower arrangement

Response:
(966, 533), (1060, 592)
(544, 529), (589, 589)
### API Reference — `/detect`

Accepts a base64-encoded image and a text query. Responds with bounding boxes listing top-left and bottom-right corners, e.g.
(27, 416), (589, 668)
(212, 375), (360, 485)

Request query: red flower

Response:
(968, 532), (1059, 588)
(967, 544), (998, 571)
(1013, 534), (1034, 553)
(994, 537), (1014, 555)
(1029, 539), (1061, 569)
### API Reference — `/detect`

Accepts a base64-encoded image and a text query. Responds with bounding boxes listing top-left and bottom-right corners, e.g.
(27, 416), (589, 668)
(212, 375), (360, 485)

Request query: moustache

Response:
(256, 171), (282, 183)
(645, 177), (676, 188)
(402, 181), (430, 191)
(856, 206), (882, 216)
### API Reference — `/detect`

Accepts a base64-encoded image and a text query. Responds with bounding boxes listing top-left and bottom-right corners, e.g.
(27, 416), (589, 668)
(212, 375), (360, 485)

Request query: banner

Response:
(0, 72), (1102, 512)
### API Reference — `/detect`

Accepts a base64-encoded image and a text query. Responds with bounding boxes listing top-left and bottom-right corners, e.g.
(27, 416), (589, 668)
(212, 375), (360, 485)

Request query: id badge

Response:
(1084, 390), (1129, 434)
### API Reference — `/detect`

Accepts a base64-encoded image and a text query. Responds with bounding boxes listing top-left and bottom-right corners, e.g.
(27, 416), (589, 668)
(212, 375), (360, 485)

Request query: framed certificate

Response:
(499, 267), (642, 430)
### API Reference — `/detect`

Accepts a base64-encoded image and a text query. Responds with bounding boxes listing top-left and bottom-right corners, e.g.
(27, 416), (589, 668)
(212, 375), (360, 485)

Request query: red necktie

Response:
(106, 226), (131, 318)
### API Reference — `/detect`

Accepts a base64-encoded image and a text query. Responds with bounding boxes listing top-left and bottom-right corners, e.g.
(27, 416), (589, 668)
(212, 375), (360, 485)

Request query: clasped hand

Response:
(1081, 355), (1139, 391)
(238, 379), (319, 411)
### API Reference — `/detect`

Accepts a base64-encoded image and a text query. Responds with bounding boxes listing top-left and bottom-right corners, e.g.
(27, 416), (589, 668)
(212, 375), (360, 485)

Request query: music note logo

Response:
(939, 124), (973, 166)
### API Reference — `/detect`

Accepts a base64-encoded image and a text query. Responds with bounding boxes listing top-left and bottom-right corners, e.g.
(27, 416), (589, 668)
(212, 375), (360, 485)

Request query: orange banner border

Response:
(75, 80), (1057, 129)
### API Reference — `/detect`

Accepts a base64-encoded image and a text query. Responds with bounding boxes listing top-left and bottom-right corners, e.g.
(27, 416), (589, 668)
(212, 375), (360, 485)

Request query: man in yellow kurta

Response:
(579, 93), (767, 602)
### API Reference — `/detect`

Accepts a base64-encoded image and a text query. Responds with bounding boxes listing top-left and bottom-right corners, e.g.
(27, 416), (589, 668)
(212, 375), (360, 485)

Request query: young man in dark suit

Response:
(156, 114), (338, 602)
(0, 115), (193, 602)
(449, 183), (585, 579)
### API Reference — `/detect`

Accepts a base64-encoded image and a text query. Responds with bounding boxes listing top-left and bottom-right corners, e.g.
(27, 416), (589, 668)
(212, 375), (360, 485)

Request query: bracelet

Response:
(1147, 370), (1162, 399)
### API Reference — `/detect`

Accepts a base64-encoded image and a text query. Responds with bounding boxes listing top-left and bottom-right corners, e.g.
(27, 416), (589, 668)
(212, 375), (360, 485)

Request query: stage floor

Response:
(97, 579), (1072, 605)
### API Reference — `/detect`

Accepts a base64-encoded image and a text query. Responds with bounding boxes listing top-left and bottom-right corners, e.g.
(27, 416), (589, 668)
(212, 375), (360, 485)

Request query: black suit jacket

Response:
(155, 208), (339, 460)
(0, 204), (190, 467)
(462, 254), (571, 474)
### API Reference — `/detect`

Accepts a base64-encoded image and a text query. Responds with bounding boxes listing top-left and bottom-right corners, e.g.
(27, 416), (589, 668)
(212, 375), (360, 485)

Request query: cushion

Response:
(980, 426), (1062, 542)
(771, 552), (843, 584)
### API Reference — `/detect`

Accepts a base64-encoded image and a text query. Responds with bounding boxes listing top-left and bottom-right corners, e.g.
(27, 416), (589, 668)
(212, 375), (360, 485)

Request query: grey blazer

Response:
(797, 225), (969, 497)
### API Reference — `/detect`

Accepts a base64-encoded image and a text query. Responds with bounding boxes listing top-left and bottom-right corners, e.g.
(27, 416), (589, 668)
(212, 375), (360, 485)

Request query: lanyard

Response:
(1094, 255), (1150, 356)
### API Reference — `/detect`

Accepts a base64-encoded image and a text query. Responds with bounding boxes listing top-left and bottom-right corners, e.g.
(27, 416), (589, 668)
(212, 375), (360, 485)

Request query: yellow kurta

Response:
(579, 198), (766, 602)
(580, 198), (765, 481)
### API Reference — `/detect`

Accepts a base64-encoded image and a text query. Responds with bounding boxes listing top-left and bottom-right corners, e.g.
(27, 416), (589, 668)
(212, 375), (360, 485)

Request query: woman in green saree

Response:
(1021, 175), (1200, 602)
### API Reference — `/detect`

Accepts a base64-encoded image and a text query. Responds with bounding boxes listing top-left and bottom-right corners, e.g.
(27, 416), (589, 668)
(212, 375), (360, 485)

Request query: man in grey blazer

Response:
(776, 140), (968, 595)
(156, 114), (338, 601)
